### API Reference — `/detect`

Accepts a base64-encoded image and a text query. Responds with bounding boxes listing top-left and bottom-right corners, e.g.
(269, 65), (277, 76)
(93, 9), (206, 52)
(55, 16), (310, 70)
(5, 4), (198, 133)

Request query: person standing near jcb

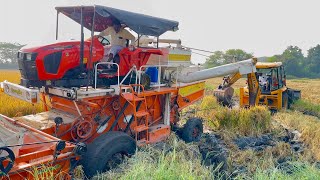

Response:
(100, 20), (135, 64)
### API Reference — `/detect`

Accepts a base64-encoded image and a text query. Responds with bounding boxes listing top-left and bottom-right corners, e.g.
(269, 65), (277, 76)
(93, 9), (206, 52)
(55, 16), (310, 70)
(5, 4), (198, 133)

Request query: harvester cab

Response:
(239, 62), (301, 110)
(18, 5), (179, 88)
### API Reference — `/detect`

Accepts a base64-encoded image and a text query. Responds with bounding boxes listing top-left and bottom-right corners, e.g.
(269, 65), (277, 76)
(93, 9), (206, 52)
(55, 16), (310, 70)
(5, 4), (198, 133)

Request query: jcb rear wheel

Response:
(81, 131), (136, 178)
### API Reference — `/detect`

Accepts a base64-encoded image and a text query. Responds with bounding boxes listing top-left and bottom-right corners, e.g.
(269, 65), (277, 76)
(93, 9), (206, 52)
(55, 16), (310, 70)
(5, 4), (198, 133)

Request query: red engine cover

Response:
(21, 36), (104, 80)
(20, 36), (164, 81)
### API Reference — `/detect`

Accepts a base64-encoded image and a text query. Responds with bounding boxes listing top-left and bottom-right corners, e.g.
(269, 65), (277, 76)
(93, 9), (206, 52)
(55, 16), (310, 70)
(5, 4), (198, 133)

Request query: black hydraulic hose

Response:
(109, 102), (129, 131)
(124, 101), (142, 132)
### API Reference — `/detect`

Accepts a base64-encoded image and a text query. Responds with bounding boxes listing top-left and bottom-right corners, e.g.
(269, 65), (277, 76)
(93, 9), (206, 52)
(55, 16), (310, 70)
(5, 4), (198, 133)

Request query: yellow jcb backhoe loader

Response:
(214, 61), (301, 110)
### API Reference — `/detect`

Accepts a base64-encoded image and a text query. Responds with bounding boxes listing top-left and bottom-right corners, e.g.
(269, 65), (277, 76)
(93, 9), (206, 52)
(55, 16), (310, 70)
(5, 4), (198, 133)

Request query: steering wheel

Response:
(0, 147), (15, 176)
(98, 36), (110, 46)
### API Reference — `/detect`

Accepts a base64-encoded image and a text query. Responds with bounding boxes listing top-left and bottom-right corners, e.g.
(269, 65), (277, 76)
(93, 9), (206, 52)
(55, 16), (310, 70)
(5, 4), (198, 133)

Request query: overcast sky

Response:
(1, 0), (320, 63)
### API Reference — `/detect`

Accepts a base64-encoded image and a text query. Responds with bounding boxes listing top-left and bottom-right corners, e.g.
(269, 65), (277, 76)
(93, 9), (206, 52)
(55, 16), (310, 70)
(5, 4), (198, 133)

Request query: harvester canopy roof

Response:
(55, 5), (179, 37)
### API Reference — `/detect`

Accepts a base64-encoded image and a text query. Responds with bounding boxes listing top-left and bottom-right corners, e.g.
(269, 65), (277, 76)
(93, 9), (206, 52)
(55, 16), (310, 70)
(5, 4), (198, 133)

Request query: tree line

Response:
(0, 42), (24, 69)
(204, 45), (320, 78)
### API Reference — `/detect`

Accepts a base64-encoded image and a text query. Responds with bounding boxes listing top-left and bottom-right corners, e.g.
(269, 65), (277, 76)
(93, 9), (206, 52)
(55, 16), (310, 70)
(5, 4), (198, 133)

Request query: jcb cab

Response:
(240, 62), (301, 110)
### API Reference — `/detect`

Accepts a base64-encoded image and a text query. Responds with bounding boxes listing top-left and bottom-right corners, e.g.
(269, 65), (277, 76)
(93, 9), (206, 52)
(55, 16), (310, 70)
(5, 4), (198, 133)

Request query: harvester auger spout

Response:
(177, 58), (257, 83)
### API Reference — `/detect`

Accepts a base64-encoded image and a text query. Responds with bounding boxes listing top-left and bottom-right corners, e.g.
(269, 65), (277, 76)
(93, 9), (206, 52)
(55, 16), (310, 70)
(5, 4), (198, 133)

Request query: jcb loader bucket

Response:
(213, 87), (234, 106)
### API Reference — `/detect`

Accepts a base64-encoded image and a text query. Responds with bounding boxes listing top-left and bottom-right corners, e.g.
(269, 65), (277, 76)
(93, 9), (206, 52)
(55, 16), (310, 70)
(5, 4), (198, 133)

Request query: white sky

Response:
(1, 0), (320, 64)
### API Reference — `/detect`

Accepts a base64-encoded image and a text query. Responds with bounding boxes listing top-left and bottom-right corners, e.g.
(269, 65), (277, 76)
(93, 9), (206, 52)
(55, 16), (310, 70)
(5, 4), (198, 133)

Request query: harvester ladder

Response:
(120, 84), (149, 144)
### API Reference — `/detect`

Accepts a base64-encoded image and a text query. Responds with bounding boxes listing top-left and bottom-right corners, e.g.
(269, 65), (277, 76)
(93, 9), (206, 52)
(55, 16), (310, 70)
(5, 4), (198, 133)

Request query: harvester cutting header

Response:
(0, 5), (299, 179)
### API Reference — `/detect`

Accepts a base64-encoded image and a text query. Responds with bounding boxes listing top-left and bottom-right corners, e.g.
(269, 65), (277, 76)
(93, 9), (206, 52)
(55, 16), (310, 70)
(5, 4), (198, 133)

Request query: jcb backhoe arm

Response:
(213, 72), (242, 106)
(214, 71), (260, 107)
(246, 72), (261, 106)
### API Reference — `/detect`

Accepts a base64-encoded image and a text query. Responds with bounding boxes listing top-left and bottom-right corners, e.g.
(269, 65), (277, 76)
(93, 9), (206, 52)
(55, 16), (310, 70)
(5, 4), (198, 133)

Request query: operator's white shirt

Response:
(100, 27), (135, 47)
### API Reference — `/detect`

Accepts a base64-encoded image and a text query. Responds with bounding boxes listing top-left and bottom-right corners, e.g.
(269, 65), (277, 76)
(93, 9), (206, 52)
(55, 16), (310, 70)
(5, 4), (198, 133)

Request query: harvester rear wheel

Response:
(181, 118), (203, 143)
(81, 131), (136, 178)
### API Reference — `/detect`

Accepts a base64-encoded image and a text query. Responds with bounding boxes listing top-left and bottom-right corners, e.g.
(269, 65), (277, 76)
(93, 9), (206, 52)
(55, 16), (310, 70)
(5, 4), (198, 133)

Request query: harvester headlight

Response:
(26, 53), (32, 61)
(24, 53), (37, 61)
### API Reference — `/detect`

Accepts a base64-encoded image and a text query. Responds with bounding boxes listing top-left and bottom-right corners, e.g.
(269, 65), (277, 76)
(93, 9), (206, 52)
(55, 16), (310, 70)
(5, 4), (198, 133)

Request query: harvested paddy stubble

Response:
(274, 111), (320, 161)
(194, 95), (271, 136)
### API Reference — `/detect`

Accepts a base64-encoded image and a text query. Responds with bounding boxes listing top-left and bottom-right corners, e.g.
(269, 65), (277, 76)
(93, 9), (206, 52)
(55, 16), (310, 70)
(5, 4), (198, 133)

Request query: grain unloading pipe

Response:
(177, 58), (257, 83)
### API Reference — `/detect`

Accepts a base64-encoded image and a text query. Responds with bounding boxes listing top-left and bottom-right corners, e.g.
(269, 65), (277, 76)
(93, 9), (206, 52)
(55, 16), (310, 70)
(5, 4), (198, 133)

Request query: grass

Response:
(30, 163), (70, 180)
(286, 78), (320, 104)
(193, 95), (271, 136)
(229, 142), (294, 176)
(97, 134), (217, 180)
(292, 99), (320, 118)
(273, 111), (320, 161)
(0, 70), (43, 117)
(252, 161), (320, 180)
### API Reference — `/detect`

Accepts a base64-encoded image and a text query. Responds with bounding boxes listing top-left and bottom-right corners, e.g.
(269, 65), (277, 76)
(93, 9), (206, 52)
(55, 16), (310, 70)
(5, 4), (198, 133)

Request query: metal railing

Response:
(119, 66), (138, 85)
(138, 65), (179, 92)
(94, 62), (120, 89)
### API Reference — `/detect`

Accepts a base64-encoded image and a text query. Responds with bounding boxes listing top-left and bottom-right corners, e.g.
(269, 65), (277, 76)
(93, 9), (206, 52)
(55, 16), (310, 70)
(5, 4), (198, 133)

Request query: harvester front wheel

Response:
(81, 131), (136, 178)
(181, 118), (203, 143)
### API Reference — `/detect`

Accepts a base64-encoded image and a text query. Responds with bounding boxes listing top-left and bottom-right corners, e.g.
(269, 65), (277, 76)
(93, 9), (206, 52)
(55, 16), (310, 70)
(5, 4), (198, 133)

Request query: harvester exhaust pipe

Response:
(177, 58), (257, 83)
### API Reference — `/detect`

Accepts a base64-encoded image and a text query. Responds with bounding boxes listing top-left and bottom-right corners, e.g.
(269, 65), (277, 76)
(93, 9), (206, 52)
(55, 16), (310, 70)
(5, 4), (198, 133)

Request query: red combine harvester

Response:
(0, 5), (258, 179)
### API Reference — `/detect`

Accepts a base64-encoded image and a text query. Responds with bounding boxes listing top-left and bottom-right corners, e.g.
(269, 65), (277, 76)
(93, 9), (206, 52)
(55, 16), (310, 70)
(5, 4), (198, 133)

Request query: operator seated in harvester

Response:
(99, 20), (135, 68)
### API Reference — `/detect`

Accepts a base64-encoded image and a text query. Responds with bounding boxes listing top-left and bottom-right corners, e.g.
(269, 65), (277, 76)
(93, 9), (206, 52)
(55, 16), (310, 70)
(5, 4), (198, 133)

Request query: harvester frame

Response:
(0, 5), (207, 178)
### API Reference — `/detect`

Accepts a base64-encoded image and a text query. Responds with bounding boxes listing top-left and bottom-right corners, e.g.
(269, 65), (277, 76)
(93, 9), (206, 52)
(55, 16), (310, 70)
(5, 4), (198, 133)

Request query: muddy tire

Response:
(81, 131), (136, 178)
(181, 118), (203, 143)
(282, 91), (289, 109)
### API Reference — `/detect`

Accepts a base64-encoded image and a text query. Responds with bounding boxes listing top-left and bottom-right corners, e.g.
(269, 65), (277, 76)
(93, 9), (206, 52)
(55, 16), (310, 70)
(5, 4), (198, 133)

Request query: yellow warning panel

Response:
(168, 54), (191, 61)
(178, 82), (205, 97)
(83, 58), (88, 64)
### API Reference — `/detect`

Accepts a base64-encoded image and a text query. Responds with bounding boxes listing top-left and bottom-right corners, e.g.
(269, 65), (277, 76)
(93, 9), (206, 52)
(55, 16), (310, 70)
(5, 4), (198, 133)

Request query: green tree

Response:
(204, 49), (253, 68)
(204, 51), (225, 68)
(0, 42), (23, 64)
(224, 49), (253, 64)
(281, 46), (305, 77)
(306, 45), (320, 75)
(266, 55), (282, 62)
